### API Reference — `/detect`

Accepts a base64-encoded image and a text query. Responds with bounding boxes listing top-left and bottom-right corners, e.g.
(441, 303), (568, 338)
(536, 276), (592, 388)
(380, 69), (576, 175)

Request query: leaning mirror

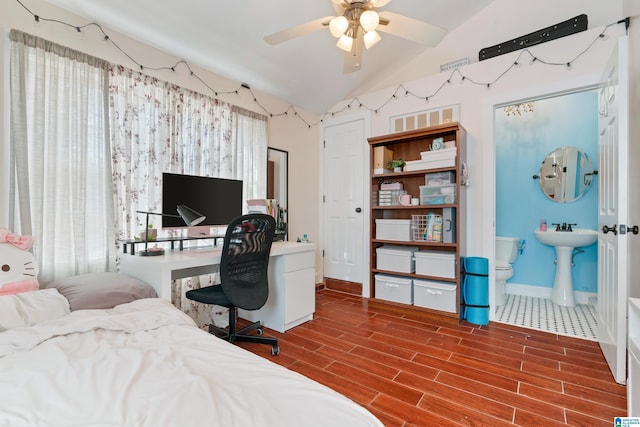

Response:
(267, 148), (288, 240)
(536, 146), (596, 203)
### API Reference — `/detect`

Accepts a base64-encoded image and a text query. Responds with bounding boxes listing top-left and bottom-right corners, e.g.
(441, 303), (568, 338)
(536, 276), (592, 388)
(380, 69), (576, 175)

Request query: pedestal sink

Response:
(534, 229), (598, 307)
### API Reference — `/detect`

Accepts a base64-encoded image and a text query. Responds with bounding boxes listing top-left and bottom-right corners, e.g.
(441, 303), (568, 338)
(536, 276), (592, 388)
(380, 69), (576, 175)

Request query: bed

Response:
(0, 276), (384, 426)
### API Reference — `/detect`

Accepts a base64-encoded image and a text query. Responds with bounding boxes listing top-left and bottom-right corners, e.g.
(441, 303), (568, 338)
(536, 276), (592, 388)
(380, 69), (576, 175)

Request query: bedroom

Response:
(1, 0), (639, 425)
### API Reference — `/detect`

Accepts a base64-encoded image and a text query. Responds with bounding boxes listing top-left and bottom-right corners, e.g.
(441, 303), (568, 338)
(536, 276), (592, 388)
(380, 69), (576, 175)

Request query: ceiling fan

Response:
(264, 0), (448, 73)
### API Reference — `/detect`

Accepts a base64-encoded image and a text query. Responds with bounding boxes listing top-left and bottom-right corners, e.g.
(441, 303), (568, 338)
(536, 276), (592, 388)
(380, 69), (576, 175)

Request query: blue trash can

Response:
(461, 257), (489, 325)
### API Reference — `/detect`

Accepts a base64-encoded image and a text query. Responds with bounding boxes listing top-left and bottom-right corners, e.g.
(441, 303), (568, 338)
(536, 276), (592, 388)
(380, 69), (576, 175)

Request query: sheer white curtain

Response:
(109, 65), (267, 327)
(9, 30), (116, 284)
(231, 106), (268, 201)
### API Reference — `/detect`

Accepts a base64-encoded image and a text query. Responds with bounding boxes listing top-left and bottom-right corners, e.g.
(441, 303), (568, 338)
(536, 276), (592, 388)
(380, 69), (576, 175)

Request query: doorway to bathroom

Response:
(493, 89), (599, 340)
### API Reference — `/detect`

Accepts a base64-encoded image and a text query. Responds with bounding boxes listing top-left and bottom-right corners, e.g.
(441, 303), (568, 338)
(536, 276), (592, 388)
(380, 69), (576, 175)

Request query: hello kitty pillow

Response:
(0, 228), (39, 296)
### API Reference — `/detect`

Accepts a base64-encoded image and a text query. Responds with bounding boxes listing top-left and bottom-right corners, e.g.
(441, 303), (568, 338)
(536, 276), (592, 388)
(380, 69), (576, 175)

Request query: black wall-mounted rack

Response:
(479, 14), (588, 62)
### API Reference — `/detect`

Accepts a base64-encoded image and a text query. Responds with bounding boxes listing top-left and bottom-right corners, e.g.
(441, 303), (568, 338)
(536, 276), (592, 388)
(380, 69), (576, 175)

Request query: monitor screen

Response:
(161, 173), (243, 228)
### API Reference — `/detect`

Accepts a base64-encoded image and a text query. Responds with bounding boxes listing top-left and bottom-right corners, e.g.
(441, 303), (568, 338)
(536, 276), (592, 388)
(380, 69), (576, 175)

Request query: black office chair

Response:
(185, 213), (279, 355)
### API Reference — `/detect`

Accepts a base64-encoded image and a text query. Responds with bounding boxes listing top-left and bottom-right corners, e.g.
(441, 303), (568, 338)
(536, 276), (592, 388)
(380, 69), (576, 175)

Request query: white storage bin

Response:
(413, 279), (457, 313)
(414, 250), (456, 278)
(404, 158), (455, 171)
(375, 219), (411, 241)
(376, 245), (417, 273)
(419, 147), (457, 161)
(375, 274), (412, 304)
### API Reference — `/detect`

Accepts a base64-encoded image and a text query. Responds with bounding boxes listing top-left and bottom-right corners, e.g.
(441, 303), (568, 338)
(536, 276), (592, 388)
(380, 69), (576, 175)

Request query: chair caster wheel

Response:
(256, 327), (264, 335)
(271, 345), (280, 356)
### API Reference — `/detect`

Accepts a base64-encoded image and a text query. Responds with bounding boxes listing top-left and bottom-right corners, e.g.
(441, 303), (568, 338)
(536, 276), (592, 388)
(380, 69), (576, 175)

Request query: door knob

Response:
(355, 207), (362, 213)
(629, 225), (639, 235)
(602, 224), (618, 235)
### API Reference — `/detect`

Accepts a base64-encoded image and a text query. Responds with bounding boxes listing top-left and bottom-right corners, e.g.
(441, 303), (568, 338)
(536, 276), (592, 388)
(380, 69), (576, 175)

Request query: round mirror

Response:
(538, 146), (595, 203)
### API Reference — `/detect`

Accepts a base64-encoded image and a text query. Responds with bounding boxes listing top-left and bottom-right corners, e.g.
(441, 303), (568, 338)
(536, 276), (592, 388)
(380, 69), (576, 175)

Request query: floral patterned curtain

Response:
(108, 65), (267, 328)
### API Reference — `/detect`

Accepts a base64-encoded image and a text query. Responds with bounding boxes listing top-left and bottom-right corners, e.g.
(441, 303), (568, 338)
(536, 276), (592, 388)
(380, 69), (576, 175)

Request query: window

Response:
(9, 31), (268, 284)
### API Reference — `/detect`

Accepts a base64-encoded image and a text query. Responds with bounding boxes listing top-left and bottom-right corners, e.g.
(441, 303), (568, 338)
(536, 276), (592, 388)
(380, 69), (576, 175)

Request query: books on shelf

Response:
(411, 213), (443, 242)
(425, 213), (443, 242)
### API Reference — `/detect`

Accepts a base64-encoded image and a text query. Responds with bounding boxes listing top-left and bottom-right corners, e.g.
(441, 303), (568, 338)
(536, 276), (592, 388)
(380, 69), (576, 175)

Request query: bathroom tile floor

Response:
(495, 294), (598, 341)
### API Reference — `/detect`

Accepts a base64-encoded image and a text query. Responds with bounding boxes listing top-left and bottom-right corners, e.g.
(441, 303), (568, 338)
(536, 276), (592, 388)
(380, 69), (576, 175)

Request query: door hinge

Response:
(322, 250), (325, 257)
(323, 140), (326, 148)
(323, 195), (325, 203)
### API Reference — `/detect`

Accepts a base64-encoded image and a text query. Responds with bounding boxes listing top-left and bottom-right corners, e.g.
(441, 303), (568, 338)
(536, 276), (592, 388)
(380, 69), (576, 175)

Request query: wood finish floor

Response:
(237, 290), (626, 426)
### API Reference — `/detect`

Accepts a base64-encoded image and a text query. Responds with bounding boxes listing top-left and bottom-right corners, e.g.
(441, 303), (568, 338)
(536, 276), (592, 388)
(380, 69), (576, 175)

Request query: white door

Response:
(597, 37), (629, 385)
(323, 119), (366, 287)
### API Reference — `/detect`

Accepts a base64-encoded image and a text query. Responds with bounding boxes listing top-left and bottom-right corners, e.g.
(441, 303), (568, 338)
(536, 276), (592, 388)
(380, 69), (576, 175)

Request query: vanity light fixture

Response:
(504, 101), (535, 117)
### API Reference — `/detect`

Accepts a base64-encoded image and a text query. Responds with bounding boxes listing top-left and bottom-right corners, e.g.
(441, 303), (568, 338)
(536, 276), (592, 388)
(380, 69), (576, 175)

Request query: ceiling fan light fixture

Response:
(329, 16), (349, 38)
(359, 10), (379, 32)
(336, 34), (354, 52)
(363, 30), (381, 49)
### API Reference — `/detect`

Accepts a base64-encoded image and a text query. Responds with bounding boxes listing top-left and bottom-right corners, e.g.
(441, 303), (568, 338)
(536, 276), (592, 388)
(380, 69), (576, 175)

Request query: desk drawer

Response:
(284, 267), (316, 324)
(277, 250), (315, 273)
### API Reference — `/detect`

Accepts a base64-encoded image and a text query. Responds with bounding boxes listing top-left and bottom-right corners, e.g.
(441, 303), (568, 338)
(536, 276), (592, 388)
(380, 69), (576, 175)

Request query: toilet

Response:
(495, 236), (520, 306)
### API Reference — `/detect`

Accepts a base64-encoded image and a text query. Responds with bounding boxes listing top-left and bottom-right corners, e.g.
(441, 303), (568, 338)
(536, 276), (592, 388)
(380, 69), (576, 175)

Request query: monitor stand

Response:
(187, 225), (212, 238)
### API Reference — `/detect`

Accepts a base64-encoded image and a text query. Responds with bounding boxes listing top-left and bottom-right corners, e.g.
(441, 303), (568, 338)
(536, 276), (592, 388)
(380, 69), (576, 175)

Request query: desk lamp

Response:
(136, 204), (205, 256)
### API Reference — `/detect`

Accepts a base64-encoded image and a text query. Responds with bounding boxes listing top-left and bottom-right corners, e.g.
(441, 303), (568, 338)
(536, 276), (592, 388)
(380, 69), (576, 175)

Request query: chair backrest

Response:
(219, 214), (276, 310)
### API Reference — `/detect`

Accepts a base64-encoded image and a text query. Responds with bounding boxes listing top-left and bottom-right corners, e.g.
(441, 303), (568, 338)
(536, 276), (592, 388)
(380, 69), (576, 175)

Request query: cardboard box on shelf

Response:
(373, 147), (394, 170)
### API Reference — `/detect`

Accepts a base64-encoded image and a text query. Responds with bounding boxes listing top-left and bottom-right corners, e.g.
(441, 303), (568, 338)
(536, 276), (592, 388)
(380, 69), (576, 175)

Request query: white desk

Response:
(119, 241), (316, 332)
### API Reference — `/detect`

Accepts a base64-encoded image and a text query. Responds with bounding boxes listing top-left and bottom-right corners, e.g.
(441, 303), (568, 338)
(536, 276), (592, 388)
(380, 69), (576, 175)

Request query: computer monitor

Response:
(161, 173), (243, 236)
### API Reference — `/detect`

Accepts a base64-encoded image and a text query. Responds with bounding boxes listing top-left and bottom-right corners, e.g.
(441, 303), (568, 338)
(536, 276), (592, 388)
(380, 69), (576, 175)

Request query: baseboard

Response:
(324, 278), (362, 296)
(505, 283), (596, 305)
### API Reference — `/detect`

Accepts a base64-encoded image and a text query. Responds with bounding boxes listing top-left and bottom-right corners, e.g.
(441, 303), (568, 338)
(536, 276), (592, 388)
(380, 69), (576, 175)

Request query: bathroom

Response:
(493, 89), (599, 340)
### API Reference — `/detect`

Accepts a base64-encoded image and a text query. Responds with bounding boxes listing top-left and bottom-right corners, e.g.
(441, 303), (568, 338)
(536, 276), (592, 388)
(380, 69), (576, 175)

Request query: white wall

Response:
(357, 0), (624, 101)
(0, 0), (321, 278)
(268, 116), (321, 277)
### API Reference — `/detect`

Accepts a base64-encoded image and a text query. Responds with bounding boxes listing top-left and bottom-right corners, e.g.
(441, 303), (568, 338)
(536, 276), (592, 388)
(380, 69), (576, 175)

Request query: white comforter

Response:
(0, 298), (383, 427)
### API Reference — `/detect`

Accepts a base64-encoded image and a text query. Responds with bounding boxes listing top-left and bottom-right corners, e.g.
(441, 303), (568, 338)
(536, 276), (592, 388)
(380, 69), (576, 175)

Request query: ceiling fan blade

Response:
(343, 39), (363, 73)
(264, 16), (335, 45)
(369, 0), (392, 7)
(377, 11), (447, 46)
(331, 0), (346, 15)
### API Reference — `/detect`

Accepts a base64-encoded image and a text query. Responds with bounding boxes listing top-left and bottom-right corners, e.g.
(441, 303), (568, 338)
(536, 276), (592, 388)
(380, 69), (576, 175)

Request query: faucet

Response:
(552, 222), (576, 232)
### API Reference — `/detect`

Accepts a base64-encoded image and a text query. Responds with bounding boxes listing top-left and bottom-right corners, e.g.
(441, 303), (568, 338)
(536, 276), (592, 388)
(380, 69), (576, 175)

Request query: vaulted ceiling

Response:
(42, 0), (621, 114)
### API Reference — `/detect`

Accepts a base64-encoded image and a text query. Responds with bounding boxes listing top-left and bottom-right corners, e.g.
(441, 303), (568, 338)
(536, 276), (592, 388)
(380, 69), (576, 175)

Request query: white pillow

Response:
(0, 288), (70, 332)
